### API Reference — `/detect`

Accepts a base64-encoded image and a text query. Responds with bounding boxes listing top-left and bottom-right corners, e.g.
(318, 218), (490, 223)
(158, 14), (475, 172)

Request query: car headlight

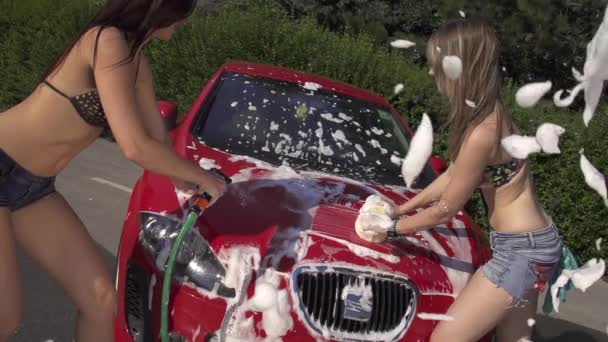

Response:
(138, 211), (235, 298)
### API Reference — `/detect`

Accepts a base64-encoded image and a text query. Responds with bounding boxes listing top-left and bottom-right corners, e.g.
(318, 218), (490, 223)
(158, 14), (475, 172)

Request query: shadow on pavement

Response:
(533, 314), (608, 342)
(11, 244), (116, 342)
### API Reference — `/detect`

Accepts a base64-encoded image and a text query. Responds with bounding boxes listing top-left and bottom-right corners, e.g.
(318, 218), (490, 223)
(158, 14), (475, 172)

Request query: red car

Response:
(114, 61), (492, 342)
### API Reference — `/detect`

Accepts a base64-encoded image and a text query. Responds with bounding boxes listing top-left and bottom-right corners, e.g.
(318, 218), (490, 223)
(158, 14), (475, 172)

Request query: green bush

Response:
(277, 1), (607, 93)
(439, 0), (607, 94)
(1, 0), (606, 262)
(0, 0), (97, 110)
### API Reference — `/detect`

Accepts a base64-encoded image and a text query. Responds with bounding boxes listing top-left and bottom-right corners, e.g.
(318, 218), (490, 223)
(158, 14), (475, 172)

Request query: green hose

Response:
(160, 210), (199, 342)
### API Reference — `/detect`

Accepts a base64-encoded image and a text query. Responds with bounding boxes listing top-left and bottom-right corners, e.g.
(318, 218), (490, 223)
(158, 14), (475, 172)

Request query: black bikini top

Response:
(42, 60), (140, 128)
(43, 81), (108, 128)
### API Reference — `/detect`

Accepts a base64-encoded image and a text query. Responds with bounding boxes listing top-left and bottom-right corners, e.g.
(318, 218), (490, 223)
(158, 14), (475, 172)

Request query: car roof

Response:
(220, 60), (395, 109)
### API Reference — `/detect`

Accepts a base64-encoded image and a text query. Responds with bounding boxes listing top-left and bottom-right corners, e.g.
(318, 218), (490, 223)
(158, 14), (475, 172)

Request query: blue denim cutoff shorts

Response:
(481, 222), (563, 301)
(0, 148), (56, 211)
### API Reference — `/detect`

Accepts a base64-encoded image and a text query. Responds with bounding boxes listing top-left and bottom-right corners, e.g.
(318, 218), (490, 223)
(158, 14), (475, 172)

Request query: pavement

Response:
(8, 138), (608, 342)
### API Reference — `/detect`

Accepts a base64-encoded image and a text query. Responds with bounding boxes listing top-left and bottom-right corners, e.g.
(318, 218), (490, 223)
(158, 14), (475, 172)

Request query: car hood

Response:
(138, 138), (478, 297)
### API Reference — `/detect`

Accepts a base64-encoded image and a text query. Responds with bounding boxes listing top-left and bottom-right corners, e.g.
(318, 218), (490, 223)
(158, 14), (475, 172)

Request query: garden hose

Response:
(160, 194), (210, 342)
(160, 169), (232, 342)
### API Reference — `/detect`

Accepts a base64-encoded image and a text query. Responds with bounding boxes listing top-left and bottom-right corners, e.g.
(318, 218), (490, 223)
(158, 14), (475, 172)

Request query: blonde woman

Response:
(366, 18), (562, 341)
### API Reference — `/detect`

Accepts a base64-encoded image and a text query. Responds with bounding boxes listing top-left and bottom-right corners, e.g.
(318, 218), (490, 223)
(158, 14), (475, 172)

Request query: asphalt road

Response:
(8, 139), (608, 342)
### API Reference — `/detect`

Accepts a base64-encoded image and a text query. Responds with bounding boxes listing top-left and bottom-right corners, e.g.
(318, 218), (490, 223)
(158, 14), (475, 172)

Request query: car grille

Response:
(293, 265), (417, 341)
(125, 262), (153, 342)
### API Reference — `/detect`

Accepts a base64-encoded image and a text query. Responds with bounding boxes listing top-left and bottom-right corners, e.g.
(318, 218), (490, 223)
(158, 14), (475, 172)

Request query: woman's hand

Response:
(171, 176), (198, 195)
(389, 205), (403, 219)
(195, 170), (228, 202)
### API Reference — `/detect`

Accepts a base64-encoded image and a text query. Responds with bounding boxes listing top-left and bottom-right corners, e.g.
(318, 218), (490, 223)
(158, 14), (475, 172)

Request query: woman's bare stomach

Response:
(484, 183), (551, 233)
(0, 97), (102, 177)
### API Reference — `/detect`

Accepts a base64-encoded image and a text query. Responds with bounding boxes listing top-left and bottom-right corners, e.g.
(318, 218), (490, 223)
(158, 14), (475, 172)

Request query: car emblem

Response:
(342, 280), (373, 322)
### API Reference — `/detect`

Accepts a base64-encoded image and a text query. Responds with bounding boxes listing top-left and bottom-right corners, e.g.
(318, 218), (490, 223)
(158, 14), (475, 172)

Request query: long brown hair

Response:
(40, 0), (196, 82)
(426, 18), (510, 161)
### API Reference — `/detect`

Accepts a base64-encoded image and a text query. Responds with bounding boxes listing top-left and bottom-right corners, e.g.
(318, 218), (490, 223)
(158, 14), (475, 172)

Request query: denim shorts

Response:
(481, 222), (563, 301)
(0, 148), (56, 211)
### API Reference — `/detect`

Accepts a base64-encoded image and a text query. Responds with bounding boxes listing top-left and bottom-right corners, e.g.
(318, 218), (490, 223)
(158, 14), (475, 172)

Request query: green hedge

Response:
(275, 0), (607, 94)
(0, 0), (96, 107)
(1, 0), (606, 262)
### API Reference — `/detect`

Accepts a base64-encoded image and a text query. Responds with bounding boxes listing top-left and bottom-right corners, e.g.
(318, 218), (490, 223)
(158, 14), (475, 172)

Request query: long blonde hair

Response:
(426, 18), (511, 161)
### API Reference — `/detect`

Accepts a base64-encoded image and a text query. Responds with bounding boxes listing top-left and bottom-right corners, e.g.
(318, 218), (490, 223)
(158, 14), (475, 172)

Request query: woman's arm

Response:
(134, 51), (204, 192)
(393, 128), (494, 234)
(93, 28), (225, 199)
(134, 52), (170, 145)
(394, 165), (452, 216)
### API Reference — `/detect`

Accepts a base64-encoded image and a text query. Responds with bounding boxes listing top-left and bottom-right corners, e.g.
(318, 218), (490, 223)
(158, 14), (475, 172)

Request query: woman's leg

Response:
(0, 208), (21, 341)
(496, 290), (538, 341)
(430, 269), (514, 342)
(11, 193), (115, 342)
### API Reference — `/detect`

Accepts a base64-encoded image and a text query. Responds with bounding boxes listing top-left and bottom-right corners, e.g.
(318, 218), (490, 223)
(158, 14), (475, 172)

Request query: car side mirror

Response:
(157, 100), (178, 130)
(431, 156), (448, 174)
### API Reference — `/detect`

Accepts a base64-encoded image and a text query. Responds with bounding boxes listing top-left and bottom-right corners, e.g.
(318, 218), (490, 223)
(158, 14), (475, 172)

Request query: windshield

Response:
(193, 71), (435, 187)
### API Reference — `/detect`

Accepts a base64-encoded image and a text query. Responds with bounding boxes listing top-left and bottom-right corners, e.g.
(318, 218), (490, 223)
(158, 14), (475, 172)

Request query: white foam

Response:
(390, 155), (402, 166)
(359, 195), (394, 215)
(331, 130), (350, 145)
(369, 139), (388, 154)
(390, 40), (416, 49)
(536, 123), (566, 154)
(501, 135), (541, 159)
(302, 82), (322, 91)
(417, 313), (454, 321)
(394, 83), (404, 94)
(597, 238), (603, 251)
(402, 113), (433, 188)
(220, 246), (261, 291)
(338, 112), (352, 121)
(305, 231), (399, 263)
(347, 146), (363, 160)
(175, 188), (191, 206)
(186, 141), (197, 150)
(274, 133), (293, 155)
(341, 278), (373, 312)
(193, 325), (201, 341)
(261, 141), (270, 152)
(516, 81), (552, 108)
(321, 113), (344, 123)
(371, 127), (384, 135)
(199, 158), (219, 170)
(231, 102), (238, 107)
(244, 268), (294, 340)
(270, 121), (280, 131)
(580, 151), (608, 207)
(442, 56), (463, 80)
